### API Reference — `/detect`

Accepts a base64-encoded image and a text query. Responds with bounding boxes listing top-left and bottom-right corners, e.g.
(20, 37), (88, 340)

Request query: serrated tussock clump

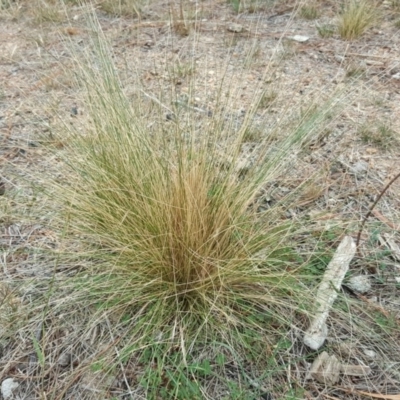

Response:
(337, 0), (377, 40)
(53, 11), (339, 374)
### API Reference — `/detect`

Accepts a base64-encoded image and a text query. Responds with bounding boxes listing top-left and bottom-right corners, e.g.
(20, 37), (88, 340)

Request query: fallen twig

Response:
(356, 171), (400, 257)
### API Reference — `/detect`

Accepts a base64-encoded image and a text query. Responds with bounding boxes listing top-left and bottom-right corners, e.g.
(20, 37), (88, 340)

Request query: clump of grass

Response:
(346, 62), (366, 78)
(98, 0), (142, 17)
(337, 0), (377, 40)
(228, 0), (271, 13)
(30, 0), (65, 24)
(0, 0), (14, 9)
(258, 90), (278, 109)
(62, 21), (308, 345)
(34, 10), (352, 398)
(243, 39), (262, 68)
(241, 126), (264, 142)
(168, 60), (195, 83)
(316, 23), (335, 38)
(299, 4), (319, 20)
(228, 0), (240, 13)
(391, 0), (400, 11)
(358, 122), (398, 149)
(170, 2), (193, 36)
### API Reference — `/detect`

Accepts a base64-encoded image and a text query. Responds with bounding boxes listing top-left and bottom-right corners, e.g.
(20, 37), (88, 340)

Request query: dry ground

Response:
(1, 0), (400, 399)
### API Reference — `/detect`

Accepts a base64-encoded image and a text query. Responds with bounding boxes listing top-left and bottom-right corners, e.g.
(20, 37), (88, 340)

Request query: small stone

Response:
(335, 55), (345, 63)
(58, 353), (71, 367)
(363, 349), (376, 359)
(347, 275), (371, 293)
(1, 378), (19, 400)
(365, 147), (378, 154)
(391, 72), (400, 80)
(288, 35), (309, 42)
(349, 160), (368, 176)
(227, 23), (244, 33)
(309, 352), (341, 385)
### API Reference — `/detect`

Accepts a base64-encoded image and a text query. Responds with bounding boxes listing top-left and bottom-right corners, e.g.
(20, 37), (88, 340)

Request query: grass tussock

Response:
(54, 12), (338, 358)
(97, 0), (143, 17)
(337, 0), (378, 40)
(64, 39), (300, 337)
(299, 3), (319, 20)
(358, 121), (399, 149)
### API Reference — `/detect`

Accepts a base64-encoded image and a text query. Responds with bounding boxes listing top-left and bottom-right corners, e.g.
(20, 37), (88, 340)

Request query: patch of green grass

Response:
(345, 63), (366, 78)
(98, 0), (143, 17)
(31, 0), (65, 24)
(258, 90), (278, 109)
(299, 4), (319, 20)
(228, 0), (241, 13)
(316, 23), (335, 38)
(0, 0), (14, 9)
(337, 0), (377, 40)
(243, 40), (262, 68)
(391, 0), (400, 10)
(227, 0), (277, 13)
(168, 61), (195, 83)
(358, 122), (398, 149)
(301, 226), (343, 277)
(242, 126), (264, 142)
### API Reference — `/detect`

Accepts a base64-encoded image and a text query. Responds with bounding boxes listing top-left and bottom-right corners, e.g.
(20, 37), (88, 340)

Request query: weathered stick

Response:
(304, 236), (356, 350)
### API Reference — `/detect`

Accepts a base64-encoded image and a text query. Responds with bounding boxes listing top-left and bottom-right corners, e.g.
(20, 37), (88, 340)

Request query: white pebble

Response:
(1, 378), (19, 400)
(348, 275), (371, 293)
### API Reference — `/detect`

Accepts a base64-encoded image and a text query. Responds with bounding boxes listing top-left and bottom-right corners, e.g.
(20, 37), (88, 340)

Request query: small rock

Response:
(390, 67), (400, 75)
(309, 352), (341, 385)
(363, 349), (376, 359)
(391, 72), (400, 80)
(365, 147), (377, 154)
(1, 378), (19, 400)
(347, 275), (371, 293)
(335, 55), (345, 63)
(58, 353), (71, 367)
(288, 35), (309, 42)
(227, 23), (244, 33)
(349, 160), (368, 176)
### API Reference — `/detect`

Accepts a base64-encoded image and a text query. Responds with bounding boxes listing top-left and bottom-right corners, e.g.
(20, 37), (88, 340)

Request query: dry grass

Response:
(55, 10), (326, 354)
(299, 3), (319, 20)
(337, 0), (378, 40)
(97, 0), (143, 17)
(15, 9), (345, 398)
